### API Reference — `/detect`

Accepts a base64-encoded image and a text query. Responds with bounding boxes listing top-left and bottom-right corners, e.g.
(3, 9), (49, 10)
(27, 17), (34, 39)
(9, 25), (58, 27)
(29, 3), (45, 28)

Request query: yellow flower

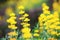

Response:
(40, 14), (46, 19)
(46, 14), (53, 19)
(10, 17), (16, 19)
(55, 26), (60, 30)
(23, 23), (30, 27)
(21, 22), (30, 27)
(17, 5), (24, 9)
(23, 13), (29, 17)
(54, 21), (60, 25)
(22, 33), (32, 38)
(50, 31), (57, 35)
(49, 25), (56, 29)
(33, 33), (39, 37)
(53, 11), (59, 18)
(9, 13), (15, 17)
(10, 38), (16, 40)
(19, 10), (25, 14)
(24, 18), (30, 22)
(8, 25), (17, 30)
(43, 10), (50, 14)
(34, 30), (39, 32)
(7, 18), (17, 24)
(42, 3), (49, 11)
(21, 27), (31, 33)
(39, 23), (43, 27)
(8, 31), (18, 36)
(21, 22), (25, 25)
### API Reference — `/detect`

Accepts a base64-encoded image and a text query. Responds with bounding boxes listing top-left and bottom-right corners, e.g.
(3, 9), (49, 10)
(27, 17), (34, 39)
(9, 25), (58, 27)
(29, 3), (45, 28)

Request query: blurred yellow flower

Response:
(33, 33), (39, 37)
(17, 5), (24, 9)
(8, 31), (18, 36)
(10, 38), (16, 40)
(9, 13), (16, 17)
(23, 23), (30, 27)
(21, 27), (31, 33)
(22, 33), (32, 38)
(10, 17), (16, 20)
(7, 18), (17, 24)
(42, 3), (49, 11)
(34, 30), (39, 32)
(49, 25), (56, 29)
(23, 13), (29, 17)
(24, 18), (30, 22)
(19, 10), (25, 14)
(8, 25), (17, 30)
(53, 11), (59, 18)
(43, 10), (50, 14)
(55, 26), (60, 30)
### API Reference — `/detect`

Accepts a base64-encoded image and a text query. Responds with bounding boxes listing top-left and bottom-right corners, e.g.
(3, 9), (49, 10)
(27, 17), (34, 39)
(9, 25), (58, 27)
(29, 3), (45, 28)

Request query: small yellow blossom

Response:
(10, 17), (16, 19)
(7, 19), (17, 24)
(34, 30), (39, 32)
(33, 33), (39, 37)
(24, 18), (30, 22)
(43, 10), (50, 14)
(49, 25), (56, 29)
(22, 33), (32, 38)
(21, 22), (30, 27)
(19, 10), (25, 14)
(23, 13), (29, 17)
(55, 26), (60, 30)
(53, 11), (59, 18)
(23, 23), (30, 27)
(8, 25), (17, 29)
(9, 13), (15, 17)
(21, 27), (31, 33)
(10, 38), (16, 40)
(8, 31), (18, 36)
(42, 3), (49, 11)
(17, 5), (24, 9)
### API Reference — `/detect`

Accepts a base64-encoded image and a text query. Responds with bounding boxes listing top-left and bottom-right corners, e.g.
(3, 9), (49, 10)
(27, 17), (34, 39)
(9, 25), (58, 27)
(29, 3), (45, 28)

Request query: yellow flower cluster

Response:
(6, 7), (18, 40)
(6, 7), (17, 30)
(38, 3), (60, 36)
(42, 3), (50, 14)
(33, 30), (39, 37)
(18, 5), (32, 39)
